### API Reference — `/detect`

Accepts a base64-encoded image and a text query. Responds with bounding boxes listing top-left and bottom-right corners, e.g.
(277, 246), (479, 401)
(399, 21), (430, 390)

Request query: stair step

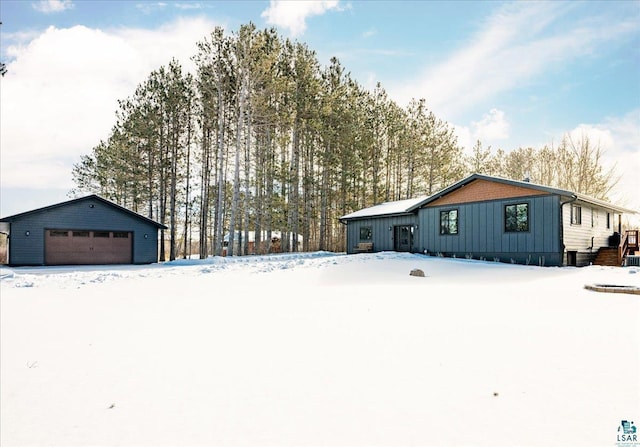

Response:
(593, 248), (620, 266)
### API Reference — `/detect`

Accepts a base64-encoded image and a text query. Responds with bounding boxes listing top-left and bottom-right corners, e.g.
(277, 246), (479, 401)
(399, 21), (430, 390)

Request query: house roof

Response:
(339, 196), (430, 222)
(421, 174), (636, 214)
(572, 192), (637, 214)
(0, 194), (168, 229)
(339, 174), (636, 221)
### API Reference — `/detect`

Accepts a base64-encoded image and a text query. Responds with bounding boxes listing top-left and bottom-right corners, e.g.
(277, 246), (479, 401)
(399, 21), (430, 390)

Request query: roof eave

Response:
(339, 210), (417, 222)
(0, 194), (168, 229)
(417, 174), (630, 210)
(573, 193), (637, 215)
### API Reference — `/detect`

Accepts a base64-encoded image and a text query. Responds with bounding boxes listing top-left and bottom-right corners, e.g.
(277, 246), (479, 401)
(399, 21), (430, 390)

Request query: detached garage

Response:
(0, 195), (167, 266)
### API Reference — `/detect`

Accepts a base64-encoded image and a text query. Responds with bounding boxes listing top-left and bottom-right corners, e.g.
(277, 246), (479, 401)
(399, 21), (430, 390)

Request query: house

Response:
(339, 196), (427, 254)
(0, 195), (167, 266)
(340, 174), (638, 267)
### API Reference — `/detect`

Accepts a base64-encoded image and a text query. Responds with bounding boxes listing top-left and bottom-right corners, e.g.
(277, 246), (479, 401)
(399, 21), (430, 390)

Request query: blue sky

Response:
(1, 0), (639, 218)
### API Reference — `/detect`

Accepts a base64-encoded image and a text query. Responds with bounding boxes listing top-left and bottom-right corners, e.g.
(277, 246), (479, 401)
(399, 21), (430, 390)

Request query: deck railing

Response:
(618, 230), (639, 266)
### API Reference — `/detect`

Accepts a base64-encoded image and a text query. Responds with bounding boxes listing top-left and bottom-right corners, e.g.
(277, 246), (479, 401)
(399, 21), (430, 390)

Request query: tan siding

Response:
(426, 179), (549, 207)
(563, 202), (616, 251)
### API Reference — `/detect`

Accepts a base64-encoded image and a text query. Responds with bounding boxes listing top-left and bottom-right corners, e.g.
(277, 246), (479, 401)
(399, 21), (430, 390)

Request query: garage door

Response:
(45, 230), (132, 265)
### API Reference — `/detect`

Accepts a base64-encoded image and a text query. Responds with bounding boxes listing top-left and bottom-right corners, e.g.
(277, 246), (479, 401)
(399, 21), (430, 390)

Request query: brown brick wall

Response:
(427, 179), (549, 207)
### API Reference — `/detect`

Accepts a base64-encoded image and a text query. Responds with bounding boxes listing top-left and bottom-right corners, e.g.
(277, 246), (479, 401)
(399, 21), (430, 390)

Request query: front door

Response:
(394, 225), (413, 252)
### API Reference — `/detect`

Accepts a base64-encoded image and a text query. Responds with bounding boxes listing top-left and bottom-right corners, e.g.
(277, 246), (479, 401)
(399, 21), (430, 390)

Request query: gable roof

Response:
(421, 174), (636, 214)
(339, 196), (430, 222)
(339, 174), (636, 222)
(0, 194), (168, 229)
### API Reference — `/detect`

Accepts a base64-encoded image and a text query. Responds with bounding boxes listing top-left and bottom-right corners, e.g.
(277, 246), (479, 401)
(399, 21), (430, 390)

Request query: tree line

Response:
(71, 23), (617, 260)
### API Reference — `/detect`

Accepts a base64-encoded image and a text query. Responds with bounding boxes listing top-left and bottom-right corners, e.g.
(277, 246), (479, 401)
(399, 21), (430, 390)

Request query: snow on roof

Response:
(340, 174), (637, 223)
(340, 196), (429, 221)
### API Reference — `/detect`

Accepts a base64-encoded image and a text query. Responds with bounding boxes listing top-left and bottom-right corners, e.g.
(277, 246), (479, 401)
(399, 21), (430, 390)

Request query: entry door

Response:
(394, 225), (413, 252)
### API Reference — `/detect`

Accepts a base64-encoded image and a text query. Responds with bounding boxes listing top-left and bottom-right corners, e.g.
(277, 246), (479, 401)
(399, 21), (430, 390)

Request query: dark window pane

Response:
(50, 230), (68, 237)
(571, 204), (582, 225)
(73, 231), (89, 237)
(505, 203), (528, 232)
(94, 231), (110, 238)
(516, 204), (528, 231)
(440, 209), (458, 235)
(113, 232), (129, 238)
(359, 227), (372, 241)
(449, 210), (458, 234)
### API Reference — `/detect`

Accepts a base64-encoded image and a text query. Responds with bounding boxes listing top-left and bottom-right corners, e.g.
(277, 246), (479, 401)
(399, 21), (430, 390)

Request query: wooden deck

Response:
(593, 230), (639, 266)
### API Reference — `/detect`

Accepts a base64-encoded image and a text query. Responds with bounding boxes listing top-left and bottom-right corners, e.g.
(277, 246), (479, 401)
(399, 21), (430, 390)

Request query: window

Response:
(440, 209), (458, 235)
(571, 204), (582, 225)
(505, 203), (529, 232)
(359, 226), (372, 241)
(113, 232), (129, 238)
(94, 231), (110, 238)
(50, 230), (68, 237)
(72, 231), (89, 237)
(607, 212), (611, 229)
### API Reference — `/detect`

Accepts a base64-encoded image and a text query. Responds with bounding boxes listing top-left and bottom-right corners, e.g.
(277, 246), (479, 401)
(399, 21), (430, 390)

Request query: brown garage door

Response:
(45, 230), (132, 265)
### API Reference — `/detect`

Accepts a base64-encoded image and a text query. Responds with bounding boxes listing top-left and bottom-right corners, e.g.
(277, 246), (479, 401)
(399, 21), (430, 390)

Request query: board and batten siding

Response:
(6, 220), (42, 266)
(419, 194), (562, 266)
(7, 197), (160, 265)
(345, 215), (418, 254)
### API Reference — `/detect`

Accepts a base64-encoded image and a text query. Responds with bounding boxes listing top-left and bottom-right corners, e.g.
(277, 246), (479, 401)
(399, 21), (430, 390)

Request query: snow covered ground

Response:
(1, 251), (638, 447)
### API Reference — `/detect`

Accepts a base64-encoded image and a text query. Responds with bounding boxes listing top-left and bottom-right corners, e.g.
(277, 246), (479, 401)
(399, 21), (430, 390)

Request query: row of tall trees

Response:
(72, 23), (617, 260)
(72, 23), (465, 259)
(467, 134), (618, 199)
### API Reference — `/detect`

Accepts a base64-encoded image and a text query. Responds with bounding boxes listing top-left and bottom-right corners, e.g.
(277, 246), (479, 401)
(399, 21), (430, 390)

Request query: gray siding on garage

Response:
(418, 194), (562, 266)
(4, 196), (162, 266)
(345, 214), (418, 254)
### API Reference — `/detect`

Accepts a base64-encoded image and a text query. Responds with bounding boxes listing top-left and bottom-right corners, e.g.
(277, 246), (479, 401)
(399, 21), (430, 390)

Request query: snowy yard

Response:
(1, 251), (638, 446)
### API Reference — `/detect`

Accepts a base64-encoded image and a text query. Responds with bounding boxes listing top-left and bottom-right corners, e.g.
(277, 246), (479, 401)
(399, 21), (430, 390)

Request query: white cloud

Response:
(564, 112), (640, 213)
(453, 108), (509, 155)
(174, 2), (202, 10)
(0, 17), (218, 191)
(362, 28), (376, 38)
(3, 30), (44, 60)
(261, 0), (340, 37)
(135, 2), (168, 14)
(453, 124), (473, 155)
(471, 108), (509, 141)
(387, 2), (638, 120)
(32, 0), (74, 13)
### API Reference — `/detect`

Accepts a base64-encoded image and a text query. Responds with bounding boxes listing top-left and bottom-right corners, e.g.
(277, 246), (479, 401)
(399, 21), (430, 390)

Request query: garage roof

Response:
(0, 194), (168, 229)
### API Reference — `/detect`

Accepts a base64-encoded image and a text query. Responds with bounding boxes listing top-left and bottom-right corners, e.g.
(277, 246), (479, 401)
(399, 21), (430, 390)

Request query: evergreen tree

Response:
(71, 22), (622, 259)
